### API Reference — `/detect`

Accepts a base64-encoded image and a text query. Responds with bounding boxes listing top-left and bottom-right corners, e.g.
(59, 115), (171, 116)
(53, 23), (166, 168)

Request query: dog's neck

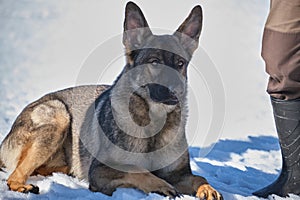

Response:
(109, 87), (187, 139)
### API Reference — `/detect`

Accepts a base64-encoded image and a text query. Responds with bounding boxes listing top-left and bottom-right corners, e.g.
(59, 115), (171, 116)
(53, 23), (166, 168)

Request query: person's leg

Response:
(253, 0), (300, 197)
(264, 0), (300, 100)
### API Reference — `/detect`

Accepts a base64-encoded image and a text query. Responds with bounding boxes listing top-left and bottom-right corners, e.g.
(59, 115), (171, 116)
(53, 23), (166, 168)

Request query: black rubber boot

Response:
(253, 98), (300, 198)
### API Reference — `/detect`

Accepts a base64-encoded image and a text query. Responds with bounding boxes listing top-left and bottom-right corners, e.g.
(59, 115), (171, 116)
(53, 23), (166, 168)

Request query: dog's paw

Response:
(141, 177), (182, 198)
(17, 184), (39, 194)
(196, 184), (223, 200)
(153, 185), (182, 199)
(8, 182), (39, 194)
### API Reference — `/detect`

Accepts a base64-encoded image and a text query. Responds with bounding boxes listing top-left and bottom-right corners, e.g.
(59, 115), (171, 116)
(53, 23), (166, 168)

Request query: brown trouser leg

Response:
(263, 0), (300, 100)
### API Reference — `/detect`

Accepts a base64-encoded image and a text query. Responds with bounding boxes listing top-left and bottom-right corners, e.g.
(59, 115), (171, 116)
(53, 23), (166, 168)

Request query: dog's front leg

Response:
(88, 160), (181, 198)
(173, 174), (223, 200)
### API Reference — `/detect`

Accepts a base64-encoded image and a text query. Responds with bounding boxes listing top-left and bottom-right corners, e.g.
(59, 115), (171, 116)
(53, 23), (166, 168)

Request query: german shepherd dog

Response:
(0, 2), (222, 199)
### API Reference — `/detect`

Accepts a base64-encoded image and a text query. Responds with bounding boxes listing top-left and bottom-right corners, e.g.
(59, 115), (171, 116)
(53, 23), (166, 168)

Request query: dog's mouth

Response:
(147, 83), (179, 105)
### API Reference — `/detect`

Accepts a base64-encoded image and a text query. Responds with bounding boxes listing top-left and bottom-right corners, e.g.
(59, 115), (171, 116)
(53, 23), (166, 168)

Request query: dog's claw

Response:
(21, 184), (39, 194)
(28, 184), (39, 194)
(12, 184), (39, 194)
(153, 186), (183, 199)
(170, 188), (183, 199)
(176, 192), (184, 198)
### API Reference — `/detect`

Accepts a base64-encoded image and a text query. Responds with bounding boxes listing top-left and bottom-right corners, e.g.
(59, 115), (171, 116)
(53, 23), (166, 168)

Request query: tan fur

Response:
(197, 184), (223, 200)
(122, 172), (177, 195)
(32, 166), (69, 176)
(2, 99), (70, 193)
(89, 164), (178, 196)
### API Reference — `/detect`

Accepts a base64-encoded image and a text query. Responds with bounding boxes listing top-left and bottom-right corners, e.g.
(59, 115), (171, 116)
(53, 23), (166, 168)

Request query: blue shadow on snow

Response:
(189, 136), (281, 197)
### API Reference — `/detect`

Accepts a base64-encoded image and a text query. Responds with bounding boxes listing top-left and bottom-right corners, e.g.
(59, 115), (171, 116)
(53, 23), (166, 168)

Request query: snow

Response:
(0, 136), (298, 200)
(0, 0), (300, 200)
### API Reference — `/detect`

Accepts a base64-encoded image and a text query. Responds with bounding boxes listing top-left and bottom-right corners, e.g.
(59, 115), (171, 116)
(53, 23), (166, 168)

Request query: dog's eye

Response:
(148, 58), (160, 66)
(177, 60), (186, 68)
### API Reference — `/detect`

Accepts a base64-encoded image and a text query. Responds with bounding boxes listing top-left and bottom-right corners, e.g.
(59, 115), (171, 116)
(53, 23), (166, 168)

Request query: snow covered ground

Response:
(0, 1), (299, 200)
(0, 136), (299, 200)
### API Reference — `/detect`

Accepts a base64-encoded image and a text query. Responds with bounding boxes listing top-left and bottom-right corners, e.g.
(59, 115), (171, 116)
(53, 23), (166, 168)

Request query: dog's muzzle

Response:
(147, 83), (179, 105)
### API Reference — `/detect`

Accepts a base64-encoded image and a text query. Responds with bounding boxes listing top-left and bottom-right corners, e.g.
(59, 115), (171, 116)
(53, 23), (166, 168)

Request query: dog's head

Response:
(120, 2), (202, 107)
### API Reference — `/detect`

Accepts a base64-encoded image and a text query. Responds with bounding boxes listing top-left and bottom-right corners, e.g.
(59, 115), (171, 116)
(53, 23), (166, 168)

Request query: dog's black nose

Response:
(148, 83), (178, 105)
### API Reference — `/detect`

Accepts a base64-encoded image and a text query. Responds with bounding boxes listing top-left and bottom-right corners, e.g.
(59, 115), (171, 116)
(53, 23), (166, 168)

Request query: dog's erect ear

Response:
(174, 5), (203, 55)
(123, 2), (152, 51)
